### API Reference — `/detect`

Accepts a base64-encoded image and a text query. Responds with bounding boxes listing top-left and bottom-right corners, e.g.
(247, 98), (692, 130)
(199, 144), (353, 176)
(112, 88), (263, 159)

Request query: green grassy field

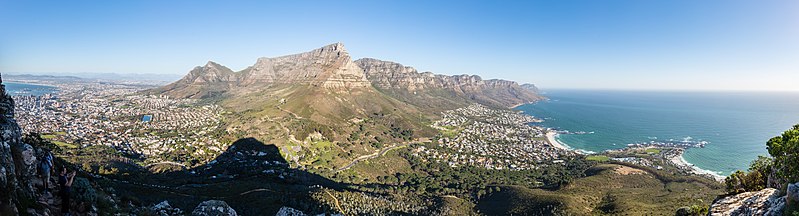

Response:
(645, 148), (662, 154)
(586, 155), (610, 162)
(52, 141), (77, 148)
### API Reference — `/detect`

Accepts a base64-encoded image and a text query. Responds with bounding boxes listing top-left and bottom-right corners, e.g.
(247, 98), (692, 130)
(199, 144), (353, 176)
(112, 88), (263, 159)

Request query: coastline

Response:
(545, 131), (571, 151)
(510, 102), (529, 109)
(510, 98), (547, 109)
(668, 149), (726, 182)
(5, 81), (60, 88)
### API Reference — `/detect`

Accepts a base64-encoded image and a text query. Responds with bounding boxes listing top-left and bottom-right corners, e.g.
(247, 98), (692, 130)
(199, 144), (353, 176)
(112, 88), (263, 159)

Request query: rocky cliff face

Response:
(0, 74), (39, 215)
(521, 83), (540, 94)
(155, 43), (544, 110)
(155, 43), (371, 99)
(355, 58), (542, 109)
(708, 187), (791, 216)
(240, 42), (370, 88)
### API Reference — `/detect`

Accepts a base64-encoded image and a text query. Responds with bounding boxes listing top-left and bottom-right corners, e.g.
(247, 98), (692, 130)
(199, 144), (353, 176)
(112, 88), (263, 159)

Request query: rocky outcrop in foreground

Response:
(191, 200), (238, 216)
(708, 182), (799, 216)
(0, 75), (40, 215)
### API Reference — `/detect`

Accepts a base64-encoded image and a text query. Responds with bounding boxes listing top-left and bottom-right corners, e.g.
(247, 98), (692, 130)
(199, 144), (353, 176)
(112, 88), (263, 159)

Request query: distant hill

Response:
(5, 73), (181, 85)
(521, 83), (540, 94)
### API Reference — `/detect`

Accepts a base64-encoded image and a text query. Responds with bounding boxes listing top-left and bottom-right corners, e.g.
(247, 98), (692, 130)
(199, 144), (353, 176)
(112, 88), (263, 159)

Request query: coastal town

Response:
(414, 104), (574, 170)
(10, 79), (229, 166)
(9, 78), (723, 182)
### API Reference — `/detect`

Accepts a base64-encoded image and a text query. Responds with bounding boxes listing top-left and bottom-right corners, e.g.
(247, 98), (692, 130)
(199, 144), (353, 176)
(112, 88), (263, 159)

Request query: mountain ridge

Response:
(155, 42), (543, 110)
(355, 57), (543, 109)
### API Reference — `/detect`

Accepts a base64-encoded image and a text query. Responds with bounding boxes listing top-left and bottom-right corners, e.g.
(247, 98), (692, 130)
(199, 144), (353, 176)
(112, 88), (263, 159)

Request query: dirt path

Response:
(325, 190), (347, 215)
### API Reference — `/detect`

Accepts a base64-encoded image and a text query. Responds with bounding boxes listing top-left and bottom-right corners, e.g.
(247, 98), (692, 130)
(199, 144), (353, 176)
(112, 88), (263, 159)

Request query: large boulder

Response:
(151, 200), (184, 216)
(709, 188), (785, 216)
(11, 143), (37, 192)
(275, 206), (307, 216)
(191, 200), (237, 216)
(788, 182), (799, 204)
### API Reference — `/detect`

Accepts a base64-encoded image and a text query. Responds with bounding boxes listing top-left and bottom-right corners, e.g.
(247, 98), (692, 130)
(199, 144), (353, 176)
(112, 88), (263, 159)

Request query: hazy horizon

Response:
(2, 1), (798, 91)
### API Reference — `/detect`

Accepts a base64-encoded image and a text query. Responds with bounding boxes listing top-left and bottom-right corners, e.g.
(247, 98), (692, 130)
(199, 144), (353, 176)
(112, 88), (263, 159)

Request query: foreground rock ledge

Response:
(709, 188), (785, 216)
(191, 200), (237, 216)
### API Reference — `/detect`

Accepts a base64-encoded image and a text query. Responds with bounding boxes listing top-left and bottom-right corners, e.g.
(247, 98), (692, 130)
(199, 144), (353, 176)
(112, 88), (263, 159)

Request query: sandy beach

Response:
(545, 131), (570, 150)
(668, 152), (726, 182)
(510, 102), (529, 109)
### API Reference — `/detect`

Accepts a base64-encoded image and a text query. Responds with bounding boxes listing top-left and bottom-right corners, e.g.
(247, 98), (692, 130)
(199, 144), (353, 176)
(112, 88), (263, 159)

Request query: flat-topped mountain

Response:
(239, 42), (370, 88)
(153, 43), (371, 98)
(155, 43), (542, 110)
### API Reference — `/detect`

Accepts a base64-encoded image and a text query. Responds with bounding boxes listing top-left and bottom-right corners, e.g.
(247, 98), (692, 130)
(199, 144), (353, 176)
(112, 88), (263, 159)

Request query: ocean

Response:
(5, 82), (59, 96)
(516, 89), (799, 176)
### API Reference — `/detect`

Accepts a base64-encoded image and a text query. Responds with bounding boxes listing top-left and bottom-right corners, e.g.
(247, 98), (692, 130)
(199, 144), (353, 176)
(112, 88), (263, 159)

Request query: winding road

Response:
(335, 142), (413, 172)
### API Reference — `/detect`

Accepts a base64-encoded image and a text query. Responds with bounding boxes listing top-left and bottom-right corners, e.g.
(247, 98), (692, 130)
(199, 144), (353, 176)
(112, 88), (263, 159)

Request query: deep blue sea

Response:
(516, 89), (799, 176)
(5, 82), (58, 96)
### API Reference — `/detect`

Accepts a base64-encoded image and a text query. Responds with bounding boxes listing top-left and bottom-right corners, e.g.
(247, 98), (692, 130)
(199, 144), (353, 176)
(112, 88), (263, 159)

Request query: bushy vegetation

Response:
(391, 149), (595, 200)
(725, 156), (772, 193)
(766, 124), (799, 184)
(675, 204), (709, 216)
(72, 177), (97, 204)
(725, 124), (799, 194)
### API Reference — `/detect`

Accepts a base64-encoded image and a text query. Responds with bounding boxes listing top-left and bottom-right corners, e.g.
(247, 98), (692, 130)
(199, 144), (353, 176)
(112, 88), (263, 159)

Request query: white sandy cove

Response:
(547, 130), (726, 181)
(546, 131), (572, 151)
(669, 153), (726, 182)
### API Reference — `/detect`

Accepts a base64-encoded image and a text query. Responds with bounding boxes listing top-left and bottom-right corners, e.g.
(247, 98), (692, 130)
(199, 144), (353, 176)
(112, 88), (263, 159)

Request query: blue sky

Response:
(1, 1), (797, 91)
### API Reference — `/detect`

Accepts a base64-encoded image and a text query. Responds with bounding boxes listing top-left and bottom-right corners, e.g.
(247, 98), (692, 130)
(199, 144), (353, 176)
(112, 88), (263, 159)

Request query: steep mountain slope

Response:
(151, 43), (438, 171)
(153, 61), (237, 98)
(521, 83), (540, 94)
(355, 58), (543, 110)
(151, 43), (543, 172)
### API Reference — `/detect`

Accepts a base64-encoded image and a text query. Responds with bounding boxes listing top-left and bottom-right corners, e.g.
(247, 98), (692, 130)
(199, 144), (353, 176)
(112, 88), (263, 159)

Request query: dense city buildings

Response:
(12, 80), (227, 166)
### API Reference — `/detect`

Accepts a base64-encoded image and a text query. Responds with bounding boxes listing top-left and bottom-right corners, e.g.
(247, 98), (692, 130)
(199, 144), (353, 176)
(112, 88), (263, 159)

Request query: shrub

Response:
(725, 166), (768, 194)
(72, 177), (97, 204)
(725, 145), (776, 194)
(675, 205), (708, 216)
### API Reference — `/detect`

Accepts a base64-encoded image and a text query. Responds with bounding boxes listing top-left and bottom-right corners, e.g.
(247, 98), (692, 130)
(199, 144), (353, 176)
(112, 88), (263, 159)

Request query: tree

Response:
(766, 124), (799, 184)
(748, 156), (773, 175)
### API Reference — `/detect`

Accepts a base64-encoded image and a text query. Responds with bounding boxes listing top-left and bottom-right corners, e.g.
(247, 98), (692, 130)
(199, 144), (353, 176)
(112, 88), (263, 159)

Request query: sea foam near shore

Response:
(669, 151), (726, 181)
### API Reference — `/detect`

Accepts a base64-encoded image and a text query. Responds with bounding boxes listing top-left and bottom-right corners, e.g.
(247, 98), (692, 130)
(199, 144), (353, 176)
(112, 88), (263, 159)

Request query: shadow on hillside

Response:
(108, 137), (355, 215)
